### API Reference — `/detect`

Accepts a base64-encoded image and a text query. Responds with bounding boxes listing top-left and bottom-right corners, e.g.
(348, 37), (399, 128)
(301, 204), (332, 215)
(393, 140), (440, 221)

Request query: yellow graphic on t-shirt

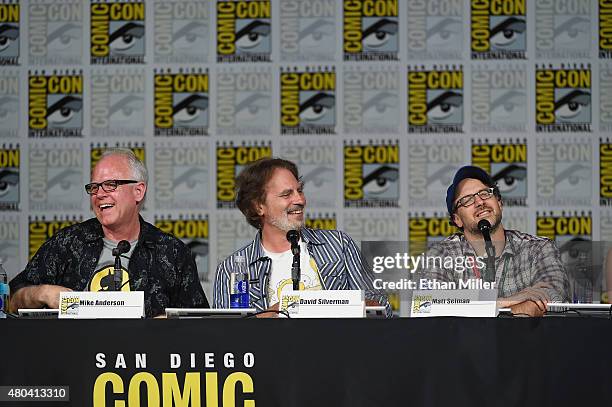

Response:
(273, 257), (322, 302)
(89, 266), (130, 292)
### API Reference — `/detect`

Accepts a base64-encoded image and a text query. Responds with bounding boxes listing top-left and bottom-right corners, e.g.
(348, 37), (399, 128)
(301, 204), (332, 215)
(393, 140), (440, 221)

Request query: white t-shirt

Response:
(264, 240), (322, 305)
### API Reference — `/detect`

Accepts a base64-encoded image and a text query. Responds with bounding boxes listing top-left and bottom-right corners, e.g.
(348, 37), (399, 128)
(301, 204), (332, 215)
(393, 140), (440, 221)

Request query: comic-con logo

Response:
(217, 0), (271, 63)
(407, 139), (463, 208)
(29, 145), (83, 211)
(28, 71), (83, 138)
(535, 64), (591, 132)
(343, 0), (399, 61)
(279, 0), (335, 61)
(471, 66), (527, 132)
(406, 0), (463, 60)
(28, 0), (83, 65)
(0, 71), (18, 137)
(0, 143), (19, 211)
(344, 67), (400, 134)
(0, 215), (19, 272)
(156, 215), (210, 282)
(601, 138), (612, 206)
(91, 142), (145, 171)
(601, 63), (612, 131)
(216, 141), (272, 209)
(90, 0), (145, 64)
(305, 213), (337, 230)
(472, 139), (527, 207)
(535, 0), (590, 59)
(344, 212), (400, 241)
(280, 140), (336, 208)
(91, 68), (145, 137)
(60, 296), (80, 315)
(407, 65), (463, 133)
(280, 67), (336, 135)
(154, 68), (209, 136)
(154, 142), (209, 210)
(536, 211), (594, 303)
(471, 0), (526, 59)
(154, 0), (209, 63)
(536, 138), (591, 206)
(0, 1), (19, 65)
(344, 140), (399, 208)
(216, 68), (272, 136)
(29, 216), (80, 259)
(600, 0), (612, 58)
(216, 212), (258, 264)
(408, 213), (458, 256)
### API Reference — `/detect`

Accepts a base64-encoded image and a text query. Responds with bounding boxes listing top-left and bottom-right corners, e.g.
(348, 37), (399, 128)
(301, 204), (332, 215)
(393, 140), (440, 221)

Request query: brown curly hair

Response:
(235, 158), (300, 229)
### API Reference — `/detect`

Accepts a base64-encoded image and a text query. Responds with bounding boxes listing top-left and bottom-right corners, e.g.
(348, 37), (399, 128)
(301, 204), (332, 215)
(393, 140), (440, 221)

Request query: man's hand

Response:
(256, 302), (279, 318)
(509, 300), (546, 317)
(10, 285), (72, 312)
(497, 282), (551, 313)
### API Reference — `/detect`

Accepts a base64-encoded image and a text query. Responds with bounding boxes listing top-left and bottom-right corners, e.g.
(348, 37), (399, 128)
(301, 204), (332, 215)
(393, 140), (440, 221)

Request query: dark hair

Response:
(235, 158), (300, 229)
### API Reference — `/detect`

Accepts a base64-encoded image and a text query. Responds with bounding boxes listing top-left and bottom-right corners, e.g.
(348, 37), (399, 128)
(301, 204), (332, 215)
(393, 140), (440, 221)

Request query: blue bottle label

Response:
(230, 280), (249, 308)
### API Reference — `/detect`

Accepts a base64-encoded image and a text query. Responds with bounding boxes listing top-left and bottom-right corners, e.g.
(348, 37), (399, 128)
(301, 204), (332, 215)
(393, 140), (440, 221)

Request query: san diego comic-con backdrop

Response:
(0, 0), (612, 306)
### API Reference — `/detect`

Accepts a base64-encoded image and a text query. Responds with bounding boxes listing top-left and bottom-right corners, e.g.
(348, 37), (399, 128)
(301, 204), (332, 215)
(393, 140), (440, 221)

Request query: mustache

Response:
(474, 204), (493, 214)
(285, 204), (305, 213)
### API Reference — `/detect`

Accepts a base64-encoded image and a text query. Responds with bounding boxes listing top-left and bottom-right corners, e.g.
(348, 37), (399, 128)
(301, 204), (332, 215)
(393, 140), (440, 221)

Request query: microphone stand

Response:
(485, 244), (495, 283)
(286, 230), (301, 290)
(291, 250), (300, 290)
(112, 254), (122, 291)
(111, 241), (131, 291)
(478, 220), (496, 283)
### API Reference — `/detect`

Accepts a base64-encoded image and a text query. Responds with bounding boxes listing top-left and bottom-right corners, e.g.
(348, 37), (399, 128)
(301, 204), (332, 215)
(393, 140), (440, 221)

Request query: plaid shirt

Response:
(213, 228), (391, 316)
(415, 229), (570, 302)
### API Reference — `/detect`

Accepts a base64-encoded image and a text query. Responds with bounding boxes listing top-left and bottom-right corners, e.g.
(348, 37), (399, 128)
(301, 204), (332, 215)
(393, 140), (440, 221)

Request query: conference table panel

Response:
(1, 318), (611, 407)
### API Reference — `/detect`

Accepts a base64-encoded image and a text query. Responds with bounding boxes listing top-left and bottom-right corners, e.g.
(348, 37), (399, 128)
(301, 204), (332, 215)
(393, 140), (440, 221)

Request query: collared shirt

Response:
(10, 217), (209, 317)
(213, 228), (391, 316)
(415, 229), (570, 302)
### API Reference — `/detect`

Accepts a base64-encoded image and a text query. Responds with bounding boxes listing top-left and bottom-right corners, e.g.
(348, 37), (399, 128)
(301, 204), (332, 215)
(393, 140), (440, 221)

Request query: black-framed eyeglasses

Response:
(454, 187), (495, 211)
(85, 179), (139, 195)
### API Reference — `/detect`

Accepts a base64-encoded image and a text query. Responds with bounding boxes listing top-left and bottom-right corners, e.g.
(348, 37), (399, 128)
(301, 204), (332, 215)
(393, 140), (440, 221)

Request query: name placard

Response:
(409, 289), (497, 318)
(279, 290), (364, 318)
(58, 292), (144, 319)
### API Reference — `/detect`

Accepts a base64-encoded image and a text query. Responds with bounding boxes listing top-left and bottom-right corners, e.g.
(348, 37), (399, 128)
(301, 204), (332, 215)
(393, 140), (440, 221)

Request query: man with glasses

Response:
(9, 148), (209, 317)
(416, 165), (569, 317)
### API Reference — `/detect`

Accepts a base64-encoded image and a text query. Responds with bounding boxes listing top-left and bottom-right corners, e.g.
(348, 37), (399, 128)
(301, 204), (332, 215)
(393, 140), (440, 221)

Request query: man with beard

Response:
(417, 166), (569, 317)
(213, 158), (390, 316)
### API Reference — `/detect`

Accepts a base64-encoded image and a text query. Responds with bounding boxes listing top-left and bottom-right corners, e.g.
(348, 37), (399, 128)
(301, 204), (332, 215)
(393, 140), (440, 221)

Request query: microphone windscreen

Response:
(117, 240), (131, 254)
(477, 219), (491, 232)
(286, 230), (299, 244)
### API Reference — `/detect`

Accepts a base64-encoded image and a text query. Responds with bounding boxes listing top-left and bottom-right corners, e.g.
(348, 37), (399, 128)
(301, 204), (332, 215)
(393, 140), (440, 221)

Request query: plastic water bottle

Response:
(0, 260), (9, 318)
(230, 254), (250, 308)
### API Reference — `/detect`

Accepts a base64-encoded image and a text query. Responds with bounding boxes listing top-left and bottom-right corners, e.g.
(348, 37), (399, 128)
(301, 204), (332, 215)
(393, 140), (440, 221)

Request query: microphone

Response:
(112, 240), (131, 257)
(477, 219), (495, 258)
(111, 240), (131, 291)
(477, 220), (496, 282)
(286, 230), (300, 255)
(286, 230), (301, 290)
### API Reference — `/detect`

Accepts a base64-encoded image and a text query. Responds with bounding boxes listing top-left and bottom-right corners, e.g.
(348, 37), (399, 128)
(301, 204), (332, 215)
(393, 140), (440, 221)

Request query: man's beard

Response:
(269, 206), (305, 232)
(466, 208), (502, 236)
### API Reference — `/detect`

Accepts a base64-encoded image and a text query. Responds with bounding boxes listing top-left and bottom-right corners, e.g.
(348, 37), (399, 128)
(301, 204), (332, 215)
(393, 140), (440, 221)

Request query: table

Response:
(2, 317), (611, 406)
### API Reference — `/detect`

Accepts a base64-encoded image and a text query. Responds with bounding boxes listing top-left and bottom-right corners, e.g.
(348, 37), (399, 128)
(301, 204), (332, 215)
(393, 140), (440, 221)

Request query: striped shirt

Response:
(213, 228), (391, 317)
(415, 229), (570, 302)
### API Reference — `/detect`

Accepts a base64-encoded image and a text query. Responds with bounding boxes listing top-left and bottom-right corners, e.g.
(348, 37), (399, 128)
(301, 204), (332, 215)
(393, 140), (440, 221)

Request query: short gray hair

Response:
(99, 148), (148, 185)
